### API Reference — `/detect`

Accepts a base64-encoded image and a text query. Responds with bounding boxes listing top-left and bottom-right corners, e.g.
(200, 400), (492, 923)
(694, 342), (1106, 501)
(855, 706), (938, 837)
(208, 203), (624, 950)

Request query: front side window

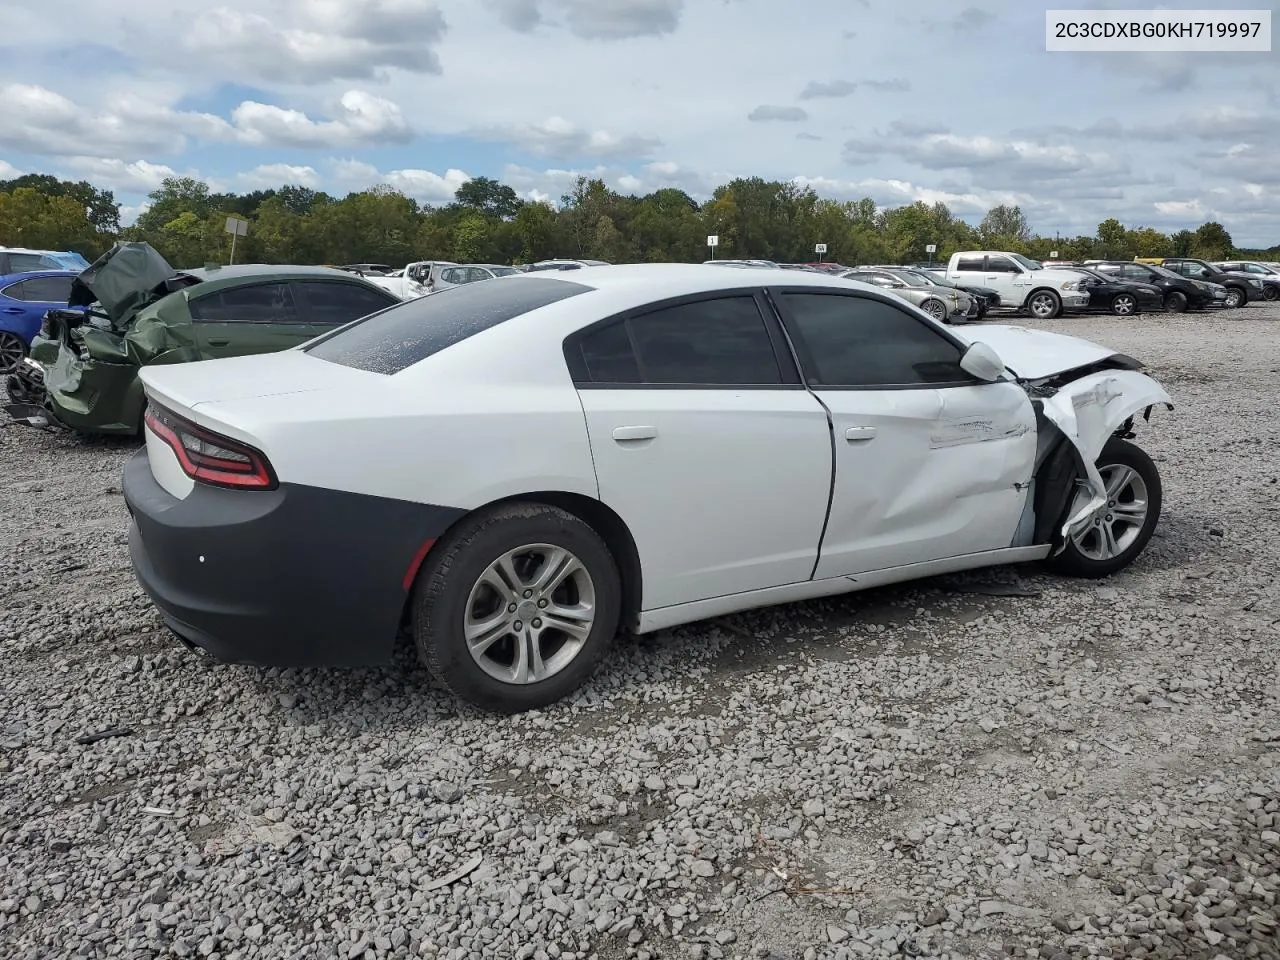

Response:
(779, 292), (970, 387)
(576, 296), (784, 385)
(189, 282), (300, 323)
(987, 256), (1020, 273)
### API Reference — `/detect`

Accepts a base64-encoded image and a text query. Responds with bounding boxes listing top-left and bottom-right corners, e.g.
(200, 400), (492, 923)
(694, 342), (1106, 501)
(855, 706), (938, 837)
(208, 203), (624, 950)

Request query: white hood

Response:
(962, 324), (1126, 380)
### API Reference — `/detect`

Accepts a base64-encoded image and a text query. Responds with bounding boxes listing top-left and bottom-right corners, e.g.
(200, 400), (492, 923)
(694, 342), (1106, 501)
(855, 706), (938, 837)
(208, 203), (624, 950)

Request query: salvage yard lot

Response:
(2, 307), (1278, 960)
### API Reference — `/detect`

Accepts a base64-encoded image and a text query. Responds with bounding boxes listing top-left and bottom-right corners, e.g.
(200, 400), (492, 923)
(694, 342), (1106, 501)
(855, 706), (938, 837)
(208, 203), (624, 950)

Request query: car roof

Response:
(0, 269), (80, 284)
(179, 263), (379, 294)
(0, 246), (76, 254)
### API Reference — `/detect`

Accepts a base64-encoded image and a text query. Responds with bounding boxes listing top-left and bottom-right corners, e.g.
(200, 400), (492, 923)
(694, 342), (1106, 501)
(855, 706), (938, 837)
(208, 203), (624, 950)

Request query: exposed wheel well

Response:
(398, 491), (644, 639)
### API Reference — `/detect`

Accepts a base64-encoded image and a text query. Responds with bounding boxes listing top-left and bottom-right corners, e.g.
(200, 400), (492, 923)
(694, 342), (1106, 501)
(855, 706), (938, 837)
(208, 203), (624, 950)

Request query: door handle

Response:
(207, 337), (230, 346)
(612, 425), (657, 442)
(845, 426), (877, 442)
(2, 307), (23, 315)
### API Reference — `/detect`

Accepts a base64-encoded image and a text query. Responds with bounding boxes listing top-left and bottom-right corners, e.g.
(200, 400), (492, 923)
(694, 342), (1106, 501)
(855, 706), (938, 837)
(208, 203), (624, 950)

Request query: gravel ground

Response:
(2, 303), (1279, 960)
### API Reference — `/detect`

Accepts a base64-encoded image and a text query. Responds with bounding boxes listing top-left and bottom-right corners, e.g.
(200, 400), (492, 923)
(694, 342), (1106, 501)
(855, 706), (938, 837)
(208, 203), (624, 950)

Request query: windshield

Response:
(887, 270), (930, 287)
(490, 266), (520, 276)
(1010, 253), (1043, 271)
(51, 252), (92, 270)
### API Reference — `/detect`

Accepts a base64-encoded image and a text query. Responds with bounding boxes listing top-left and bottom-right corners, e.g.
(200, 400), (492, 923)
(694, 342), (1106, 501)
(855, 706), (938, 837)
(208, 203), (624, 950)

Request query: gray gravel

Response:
(2, 304), (1279, 960)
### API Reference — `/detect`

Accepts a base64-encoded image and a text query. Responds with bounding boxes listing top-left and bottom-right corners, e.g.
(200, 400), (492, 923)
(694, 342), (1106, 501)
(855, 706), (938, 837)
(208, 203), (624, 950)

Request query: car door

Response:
(294, 279), (399, 338)
(567, 291), (833, 610)
(772, 289), (1037, 579)
(187, 281), (310, 359)
(0, 275), (74, 344)
(986, 255), (1032, 302)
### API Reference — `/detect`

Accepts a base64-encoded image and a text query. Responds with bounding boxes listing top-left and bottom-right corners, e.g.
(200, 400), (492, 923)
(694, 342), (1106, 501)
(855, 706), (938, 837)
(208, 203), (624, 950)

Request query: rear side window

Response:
(8, 252), (58, 272)
(955, 256), (985, 271)
(0, 280), (26, 300)
(190, 282), (300, 323)
(296, 280), (397, 326)
(576, 296), (783, 385)
(305, 276), (593, 375)
(20, 276), (73, 302)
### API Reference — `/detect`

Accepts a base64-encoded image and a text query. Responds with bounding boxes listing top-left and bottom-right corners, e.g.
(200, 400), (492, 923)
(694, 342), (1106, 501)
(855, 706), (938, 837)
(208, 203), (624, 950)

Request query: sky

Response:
(1, 0), (1278, 244)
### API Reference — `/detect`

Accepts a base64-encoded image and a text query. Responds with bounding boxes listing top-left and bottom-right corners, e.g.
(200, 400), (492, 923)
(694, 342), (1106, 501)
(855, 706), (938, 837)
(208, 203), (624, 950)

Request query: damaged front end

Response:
(2, 242), (202, 436)
(1020, 358), (1172, 556)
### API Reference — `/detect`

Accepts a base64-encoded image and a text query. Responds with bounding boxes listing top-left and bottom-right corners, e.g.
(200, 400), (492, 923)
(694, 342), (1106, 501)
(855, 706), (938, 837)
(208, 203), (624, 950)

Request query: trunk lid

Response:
(68, 242), (192, 330)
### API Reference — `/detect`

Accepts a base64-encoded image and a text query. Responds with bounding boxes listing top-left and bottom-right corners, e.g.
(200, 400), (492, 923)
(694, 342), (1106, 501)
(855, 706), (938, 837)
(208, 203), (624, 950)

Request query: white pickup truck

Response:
(941, 251), (1094, 319)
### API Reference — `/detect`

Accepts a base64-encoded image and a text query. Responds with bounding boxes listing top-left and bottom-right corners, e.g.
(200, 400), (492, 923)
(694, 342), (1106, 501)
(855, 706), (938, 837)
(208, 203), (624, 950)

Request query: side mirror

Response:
(960, 341), (1006, 382)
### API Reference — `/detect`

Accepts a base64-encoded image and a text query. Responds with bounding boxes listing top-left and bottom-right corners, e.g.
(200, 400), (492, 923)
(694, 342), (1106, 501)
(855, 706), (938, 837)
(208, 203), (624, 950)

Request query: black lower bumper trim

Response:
(124, 448), (467, 668)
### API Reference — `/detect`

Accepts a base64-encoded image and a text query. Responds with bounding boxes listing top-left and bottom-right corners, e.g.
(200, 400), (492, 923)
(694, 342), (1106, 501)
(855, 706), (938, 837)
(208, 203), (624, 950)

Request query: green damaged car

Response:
(4, 242), (401, 436)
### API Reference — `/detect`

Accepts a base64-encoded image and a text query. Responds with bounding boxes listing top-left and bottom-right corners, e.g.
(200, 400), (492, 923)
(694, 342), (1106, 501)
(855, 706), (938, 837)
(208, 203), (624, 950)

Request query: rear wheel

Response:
(413, 502), (621, 713)
(1111, 293), (1137, 316)
(0, 332), (25, 375)
(1224, 287), (1245, 308)
(1045, 437), (1162, 579)
(1027, 290), (1062, 320)
(1164, 291), (1188, 313)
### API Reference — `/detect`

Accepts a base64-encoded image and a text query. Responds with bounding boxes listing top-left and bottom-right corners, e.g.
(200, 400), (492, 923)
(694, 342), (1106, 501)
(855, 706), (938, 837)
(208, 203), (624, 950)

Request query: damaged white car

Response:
(122, 265), (1172, 713)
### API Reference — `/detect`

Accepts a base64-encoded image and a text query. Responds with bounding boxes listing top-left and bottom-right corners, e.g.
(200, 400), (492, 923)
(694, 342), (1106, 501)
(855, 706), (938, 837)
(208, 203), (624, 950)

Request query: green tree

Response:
(0, 187), (106, 256)
(1191, 222), (1232, 259)
(1095, 218), (1130, 259)
(454, 176), (524, 219)
(0, 173), (120, 234)
(979, 204), (1032, 247)
(135, 177), (213, 234)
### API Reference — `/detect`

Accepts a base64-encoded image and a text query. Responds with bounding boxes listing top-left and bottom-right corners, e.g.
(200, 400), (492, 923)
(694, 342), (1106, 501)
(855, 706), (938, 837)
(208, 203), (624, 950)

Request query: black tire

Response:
(0, 332), (25, 375)
(1164, 291), (1188, 313)
(412, 502), (621, 713)
(1224, 286), (1246, 308)
(1263, 286), (1279, 302)
(1111, 293), (1137, 317)
(1045, 437), (1162, 580)
(1026, 289), (1062, 320)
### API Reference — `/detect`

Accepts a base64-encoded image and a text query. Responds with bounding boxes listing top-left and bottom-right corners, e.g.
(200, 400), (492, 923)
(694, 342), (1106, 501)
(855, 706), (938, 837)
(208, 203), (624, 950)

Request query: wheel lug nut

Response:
(537, 599), (548, 608)
(523, 589), (533, 599)
(532, 619), (542, 629)
(508, 603), (517, 613)
(513, 621), (523, 631)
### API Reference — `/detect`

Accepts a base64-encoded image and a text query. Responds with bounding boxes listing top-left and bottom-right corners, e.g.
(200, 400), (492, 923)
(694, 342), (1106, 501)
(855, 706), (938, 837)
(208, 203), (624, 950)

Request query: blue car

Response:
(0, 270), (79, 373)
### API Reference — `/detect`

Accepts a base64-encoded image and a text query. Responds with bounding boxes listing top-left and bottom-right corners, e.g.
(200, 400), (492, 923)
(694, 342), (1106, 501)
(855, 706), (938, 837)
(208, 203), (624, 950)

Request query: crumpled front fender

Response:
(1039, 370), (1173, 541)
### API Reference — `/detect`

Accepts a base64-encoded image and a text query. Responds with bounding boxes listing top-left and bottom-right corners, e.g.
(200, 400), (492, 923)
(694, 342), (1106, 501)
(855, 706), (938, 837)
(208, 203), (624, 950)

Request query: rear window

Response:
(304, 275), (593, 375)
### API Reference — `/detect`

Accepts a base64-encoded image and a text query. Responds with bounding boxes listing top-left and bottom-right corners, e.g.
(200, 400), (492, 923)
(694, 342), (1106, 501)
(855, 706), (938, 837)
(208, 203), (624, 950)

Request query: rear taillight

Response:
(144, 403), (277, 490)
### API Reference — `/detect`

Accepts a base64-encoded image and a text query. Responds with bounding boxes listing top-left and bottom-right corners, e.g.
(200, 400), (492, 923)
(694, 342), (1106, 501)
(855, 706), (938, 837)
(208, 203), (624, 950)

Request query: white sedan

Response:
(122, 264), (1173, 713)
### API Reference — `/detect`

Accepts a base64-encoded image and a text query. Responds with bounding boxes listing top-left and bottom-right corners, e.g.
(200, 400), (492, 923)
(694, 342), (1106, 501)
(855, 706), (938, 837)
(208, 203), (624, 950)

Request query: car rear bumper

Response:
(123, 448), (467, 668)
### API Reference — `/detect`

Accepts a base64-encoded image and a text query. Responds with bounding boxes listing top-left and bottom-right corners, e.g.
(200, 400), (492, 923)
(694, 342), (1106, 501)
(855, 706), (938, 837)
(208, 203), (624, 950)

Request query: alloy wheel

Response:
(1112, 294), (1136, 316)
(1069, 465), (1149, 561)
(0, 333), (25, 374)
(463, 543), (596, 685)
(1225, 288), (1244, 308)
(1029, 293), (1059, 319)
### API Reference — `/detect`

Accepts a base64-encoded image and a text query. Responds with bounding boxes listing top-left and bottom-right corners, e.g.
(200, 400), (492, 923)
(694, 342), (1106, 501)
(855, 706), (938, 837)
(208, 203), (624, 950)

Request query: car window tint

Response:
(955, 256), (985, 271)
(781, 293), (968, 387)
(299, 281), (397, 326)
(988, 257), (1018, 273)
(8, 253), (54, 272)
(1, 280), (27, 300)
(305, 276), (592, 375)
(190, 282), (300, 323)
(579, 321), (641, 383)
(21, 276), (73, 302)
(624, 296), (782, 384)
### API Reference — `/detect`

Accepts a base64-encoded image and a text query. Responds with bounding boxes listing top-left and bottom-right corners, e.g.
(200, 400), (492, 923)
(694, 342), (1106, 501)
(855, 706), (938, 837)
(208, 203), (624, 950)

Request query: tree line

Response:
(1, 171), (1272, 271)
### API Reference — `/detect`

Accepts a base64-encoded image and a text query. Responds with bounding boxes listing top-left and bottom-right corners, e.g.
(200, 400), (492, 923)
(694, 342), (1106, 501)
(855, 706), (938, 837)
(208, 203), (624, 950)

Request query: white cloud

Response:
(237, 164), (321, 189)
(0, 84), (412, 157)
(59, 157), (187, 194)
(231, 91), (411, 148)
(0, 159), (21, 180)
(468, 116), (661, 159)
(328, 159), (471, 202)
(798, 80), (857, 100)
(161, 0), (447, 83)
(488, 0), (683, 39)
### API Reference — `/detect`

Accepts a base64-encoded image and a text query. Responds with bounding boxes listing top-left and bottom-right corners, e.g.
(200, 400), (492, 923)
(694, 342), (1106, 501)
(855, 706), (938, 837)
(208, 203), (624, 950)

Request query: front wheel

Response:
(1263, 286), (1280, 301)
(1111, 293), (1137, 316)
(1164, 291), (1188, 313)
(1027, 290), (1062, 320)
(413, 502), (622, 713)
(1045, 437), (1162, 579)
(922, 298), (948, 322)
(1224, 287), (1245, 308)
(0, 332), (26, 375)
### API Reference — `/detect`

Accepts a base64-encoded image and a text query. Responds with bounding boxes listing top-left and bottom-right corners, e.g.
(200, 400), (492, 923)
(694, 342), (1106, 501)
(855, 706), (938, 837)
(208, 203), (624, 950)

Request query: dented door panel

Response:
(812, 381), (1038, 579)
